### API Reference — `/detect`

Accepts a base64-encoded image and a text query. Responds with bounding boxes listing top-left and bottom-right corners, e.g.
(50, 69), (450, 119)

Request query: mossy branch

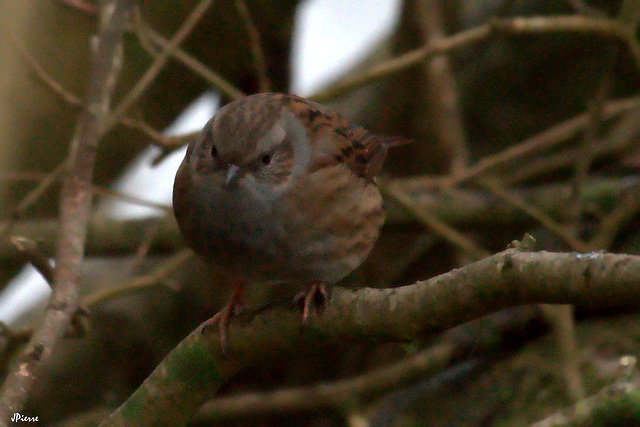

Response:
(101, 247), (640, 425)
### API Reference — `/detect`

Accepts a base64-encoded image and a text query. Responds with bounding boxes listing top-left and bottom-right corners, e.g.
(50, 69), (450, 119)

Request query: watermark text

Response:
(11, 413), (38, 422)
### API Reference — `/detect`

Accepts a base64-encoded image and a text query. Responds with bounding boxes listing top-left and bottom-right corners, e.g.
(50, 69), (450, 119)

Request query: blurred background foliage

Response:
(2, 0), (640, 425)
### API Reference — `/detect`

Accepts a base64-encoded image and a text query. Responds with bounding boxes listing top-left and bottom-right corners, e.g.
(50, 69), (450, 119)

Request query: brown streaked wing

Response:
(282, 94), (398, 181)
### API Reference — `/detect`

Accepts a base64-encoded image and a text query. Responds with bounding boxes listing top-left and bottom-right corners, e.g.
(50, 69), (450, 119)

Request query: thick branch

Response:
(0, 0), (132, 419)
(101, 249), (640, 425)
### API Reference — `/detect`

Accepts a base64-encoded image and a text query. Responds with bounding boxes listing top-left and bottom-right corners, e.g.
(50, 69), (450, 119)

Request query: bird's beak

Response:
(224, 164), (241, 188)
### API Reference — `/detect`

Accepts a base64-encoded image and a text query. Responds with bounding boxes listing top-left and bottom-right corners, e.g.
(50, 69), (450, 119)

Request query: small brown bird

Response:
(173, 93), (404, 351)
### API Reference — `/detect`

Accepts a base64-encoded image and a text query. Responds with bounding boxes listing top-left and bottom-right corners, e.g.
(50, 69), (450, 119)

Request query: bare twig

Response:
(196, 343), (454, 422)
(93, 186), (171, 213)
(590, 189), (640, 249)
(106, 0), (216, 132)
(134, 16), (245, 101)
(128, 217), (164, 273)
(118, 116), (175, 147)
(0, 177), (633, 263)
(233, 0), (270, 92)
(415, 0), (469, 174)
(382, 181), (490, 260)
(489, 15), (628, 37)
(546, 61), (617, 410)
(4, 29), (83, 107)
(0, 0), (133, 418)
(0, 160), (69, 240)
(0, 323), (32, 346)
(399, 97), (640, 191)
(312, 15), (634, 103)
(567, 51), (616, 231)
(311, 24), (489, 103)
(8, 27), (184, 151)
(545, 53), (619, 408)
(151, 134), (196, 163)
(613, 1), (640, 70)
(506, 107), (640, 185)
(566, 0), (606, 16)
(0, 171), (48, 182)
(0, 163), (171, 215)
(0, 249), (192, 352)
(539, 304), (586, 401)
(477, 179), (590, 252)
(10, 236), (54, 284)
(81, 249), (192, 308)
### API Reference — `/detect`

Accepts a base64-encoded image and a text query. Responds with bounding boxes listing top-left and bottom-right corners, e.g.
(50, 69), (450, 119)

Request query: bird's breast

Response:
(177, 165), (384, 284)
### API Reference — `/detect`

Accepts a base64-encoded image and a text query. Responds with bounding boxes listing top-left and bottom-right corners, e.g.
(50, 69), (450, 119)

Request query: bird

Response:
(173, 92), (405, 352)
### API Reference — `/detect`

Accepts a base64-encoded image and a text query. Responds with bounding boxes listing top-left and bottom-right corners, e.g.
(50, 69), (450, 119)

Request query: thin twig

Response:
(477, 179), (590, 252)
(196, 343), (454, 422)
(81, 249), (192, 308)
(398, 96), (640, 191)
(614, 0), (640, 93)
(8, 27), (180, 151)
(128, 217), (164, 273)
(118, 116), (174, 147)
(0, 167), (172, 215)
(415, 0), (469, 174)
(0, 163), (171, 219)
(4, 28), (83, 107)
(310, 24), (490, 103)
(93, 186), (171, 213)
(507, 105), (640, 185)
(566, 0), (606, 16)
(539, 304), (586, 402)
(135, 16), (245, 101)
(312, 15), (632, 103)
(0, 0), (133, 418)
(532, 375), (640, 426)
(10, 236), (55, 284)
(540, 42), (618, 408)
(151, 134), (196, 163)
(0, 171), (53, 181)
(0, 160), (69, 240)
(590, 189), (640, 249)
(0, 176), (634, 264)
(0, 323), (33, 346)
(105, 0), (216, 133)
(233, 0), (270, 92)
(567, 50), (616, 232)
(0, 249), (192, 351)
(505, 145), (616, 185)
(382, 181), (490, 260)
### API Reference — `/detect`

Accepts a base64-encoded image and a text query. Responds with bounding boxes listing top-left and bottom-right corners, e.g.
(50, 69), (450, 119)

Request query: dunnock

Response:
(173, 93), (404, 351)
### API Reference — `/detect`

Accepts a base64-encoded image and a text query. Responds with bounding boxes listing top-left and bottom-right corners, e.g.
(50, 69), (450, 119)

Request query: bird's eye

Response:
(211, 145), (218, 158)
(261, 154), (272, 165)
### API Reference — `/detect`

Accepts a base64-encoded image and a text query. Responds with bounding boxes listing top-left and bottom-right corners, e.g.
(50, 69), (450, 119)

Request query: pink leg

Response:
(294, 282), (330, 325)
(202, 284), (245, 355)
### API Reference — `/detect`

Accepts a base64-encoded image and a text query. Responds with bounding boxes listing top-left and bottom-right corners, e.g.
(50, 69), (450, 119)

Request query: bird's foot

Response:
(293, 282), (330, 325)
(202, 285), (245, 356)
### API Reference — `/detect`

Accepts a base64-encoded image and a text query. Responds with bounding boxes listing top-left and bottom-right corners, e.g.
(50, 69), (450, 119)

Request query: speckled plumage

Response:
(173, 93), (403, 350)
